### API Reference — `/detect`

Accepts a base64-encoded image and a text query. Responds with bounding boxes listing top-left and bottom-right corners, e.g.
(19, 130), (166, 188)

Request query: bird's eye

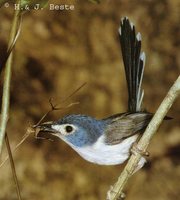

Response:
(65, 125), (73, 133)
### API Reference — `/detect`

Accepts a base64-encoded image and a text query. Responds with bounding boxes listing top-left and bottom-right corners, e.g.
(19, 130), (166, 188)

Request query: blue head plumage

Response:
(51, 114), (106, 147)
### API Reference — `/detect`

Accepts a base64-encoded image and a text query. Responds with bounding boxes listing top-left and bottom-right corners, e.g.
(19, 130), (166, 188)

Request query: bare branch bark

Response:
(107, 75), (180, 200)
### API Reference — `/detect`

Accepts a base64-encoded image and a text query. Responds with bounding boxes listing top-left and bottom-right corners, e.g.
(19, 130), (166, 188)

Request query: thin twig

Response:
(5, 133), (22, 200)
(35, 82), (86, 125)
(0, 132), (29, 168)
(107, 75), (180, 200)
(0, 0), (22, 155)
(60, 82), (87, 103)
(0, 1), (22, 200)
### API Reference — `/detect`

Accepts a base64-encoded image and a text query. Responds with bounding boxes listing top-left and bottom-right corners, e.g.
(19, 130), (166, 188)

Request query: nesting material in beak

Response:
(35, 122), (58, 140)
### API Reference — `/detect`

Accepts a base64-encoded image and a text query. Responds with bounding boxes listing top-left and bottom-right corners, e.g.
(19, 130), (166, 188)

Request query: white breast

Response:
(69, 134), (139, 165)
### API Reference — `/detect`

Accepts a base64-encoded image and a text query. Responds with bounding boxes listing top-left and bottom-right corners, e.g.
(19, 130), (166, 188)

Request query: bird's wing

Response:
(104, 112), (152, 145)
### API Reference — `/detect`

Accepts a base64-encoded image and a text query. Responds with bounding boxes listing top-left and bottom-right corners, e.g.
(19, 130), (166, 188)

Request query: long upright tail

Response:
(119, 17), (145, 112)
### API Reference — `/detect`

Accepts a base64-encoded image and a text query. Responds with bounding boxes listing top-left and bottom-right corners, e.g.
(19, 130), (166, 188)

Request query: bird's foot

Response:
(131, 142), (149, 157)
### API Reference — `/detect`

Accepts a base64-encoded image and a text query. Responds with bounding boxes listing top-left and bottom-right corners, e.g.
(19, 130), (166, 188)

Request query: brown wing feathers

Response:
(104, 113), (152, 145)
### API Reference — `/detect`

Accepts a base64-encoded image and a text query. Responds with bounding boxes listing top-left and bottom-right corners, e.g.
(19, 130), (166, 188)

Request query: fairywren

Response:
(38, 17), (152, 167)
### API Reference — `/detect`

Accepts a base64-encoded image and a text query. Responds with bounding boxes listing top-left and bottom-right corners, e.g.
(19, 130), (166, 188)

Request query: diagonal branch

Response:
(107, 75), (180, 200)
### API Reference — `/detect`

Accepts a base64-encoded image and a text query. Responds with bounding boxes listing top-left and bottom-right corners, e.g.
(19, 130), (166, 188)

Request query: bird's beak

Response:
(35, 122), (60, 141)
(37, 121), (58, 134)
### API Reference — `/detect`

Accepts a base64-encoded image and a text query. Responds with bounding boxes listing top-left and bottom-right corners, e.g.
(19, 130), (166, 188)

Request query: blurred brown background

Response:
(0, 0), (180, 199)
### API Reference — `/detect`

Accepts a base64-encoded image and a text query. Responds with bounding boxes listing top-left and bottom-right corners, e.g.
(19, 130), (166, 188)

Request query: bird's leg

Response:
(130, 142), (149, 173)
